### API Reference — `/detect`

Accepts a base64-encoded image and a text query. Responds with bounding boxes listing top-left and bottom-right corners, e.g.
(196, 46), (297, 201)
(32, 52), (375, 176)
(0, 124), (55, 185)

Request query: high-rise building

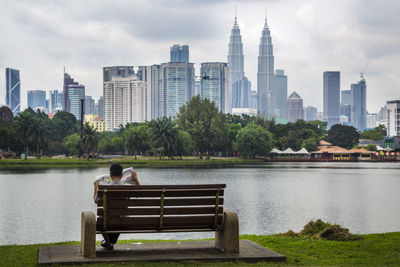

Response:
(170, 44), (189, 63)
(85, 96), (95, 115)
(138, 65), (161, 120)
(304, 106), (318, 121)
(200, 62), (229, 113)
(286, 92), (304, 122)
(228, 15), (245, 112)
(341, 90), (351, 105)
(5, 68), (20, 116)
(98, 96), (104, 119)
(377, 105), (388, 128)
(160, 62), (195, 118)
(323, 71), (340, 128)
(194, 77), (201, 96)
(387, 100), (400, 137)
(257, 16), (275, 115)
(366, 113), (377, 129)
(68, 83), (85, 120)
(49, 90), (63, 113)
(274, 70), (287, 118)
(104, 75), (147, 131)
(351, 76), (367, 131)
(63, 72), (80, 113)
(103, 66), (134, 82)
(27, 90), (46, 111)
(250, 90), (258, 110)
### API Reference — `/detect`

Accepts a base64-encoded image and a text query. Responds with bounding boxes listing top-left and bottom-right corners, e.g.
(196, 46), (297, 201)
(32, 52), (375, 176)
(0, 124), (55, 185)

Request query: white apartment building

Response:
(387, 100), (400, 137)
(104, 75), (147, 131)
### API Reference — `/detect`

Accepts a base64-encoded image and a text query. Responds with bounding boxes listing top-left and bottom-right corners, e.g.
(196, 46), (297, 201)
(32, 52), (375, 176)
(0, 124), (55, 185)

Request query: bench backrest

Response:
(96, 184), (226, 233)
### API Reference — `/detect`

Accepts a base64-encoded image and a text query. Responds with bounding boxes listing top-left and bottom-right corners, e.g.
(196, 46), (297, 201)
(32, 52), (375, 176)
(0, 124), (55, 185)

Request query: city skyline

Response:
(0, 0), (399, 112)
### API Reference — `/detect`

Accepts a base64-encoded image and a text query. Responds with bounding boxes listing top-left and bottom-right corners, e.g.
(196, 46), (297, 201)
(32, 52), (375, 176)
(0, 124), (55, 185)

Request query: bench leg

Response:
(215, 209), (239, 253)
(81, 211), (96, 257)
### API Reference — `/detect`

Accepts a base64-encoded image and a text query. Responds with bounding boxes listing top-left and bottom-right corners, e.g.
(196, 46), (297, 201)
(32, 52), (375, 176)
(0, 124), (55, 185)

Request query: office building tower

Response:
(366, 113), (377, 129)
(138, 65), (161, 120)
(170, 44), (189, 63)
(63, 72), (85, 114)
(387, 100), (400, 137)
(57, 92), (64, 111)
(195, 77), (201, 96)
(85, 96), (95, 115)
(160, 62), (195, 118)
(49, 90), (63, 113)
(200, 62), (229, 113)
(27, 90), (46, 111)
(68, 83), (85, 119)
(5, 68), (20, 116)
(104, 75), (146, 131)
(286, 92), (303, 122)
(250, 90), (258, 110)
(341, 90), (351, 105)
(274, 70), (287, 118)
(323, 71), (340, 128)
(304, 106), (318, 121)
(103, 66), (134, 82)
(257, 16), (275, 115)
(98, 96), (104, 119)
(351, 76), (367, 131)
(228, 15), (245, 112)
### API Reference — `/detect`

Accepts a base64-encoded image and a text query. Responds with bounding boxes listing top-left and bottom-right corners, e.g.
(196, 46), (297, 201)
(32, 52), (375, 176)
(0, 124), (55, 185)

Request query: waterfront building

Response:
(138, 65), (161, 120)
(5, 68), (20, 116)
(232, 108), (257, 117)
(103, 66), (134, 82)
(250, 90), (258, 110)
(386, 100), (400, 137)
(304, 106), (318, 121)
(286, 92), (303, 122)
(323, 71), (340, 128)
(274, 70), (287, 118)
(170, 44), (189, 63)
(27, 90), (46, 111)
(98, 96), (104, 119)
(85, 96), (95, 115)
(160, 62), (195, 118)
(200, 62), (229, 113)
(84, 114), (106, 132)
(104, 75), (147, 131)
(351, 76), (367, 131)
(257, 16), (275, 115)
(228, 15), (245, 112)
(68, 83), (85, 120)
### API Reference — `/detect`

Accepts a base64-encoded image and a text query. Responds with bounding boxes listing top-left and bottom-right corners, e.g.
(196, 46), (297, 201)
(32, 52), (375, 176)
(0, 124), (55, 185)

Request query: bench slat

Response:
(97, 197), (224, 207)
(98, 189), (224, 198)
(98, 184), (226, 190)
(97, 207), (223, 216)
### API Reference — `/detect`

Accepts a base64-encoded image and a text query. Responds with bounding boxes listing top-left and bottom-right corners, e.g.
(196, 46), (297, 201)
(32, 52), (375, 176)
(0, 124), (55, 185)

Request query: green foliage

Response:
(150, 117), (178, 159)
(12, 110), (34, 158)
(50, 111), (77, 142)
(29, 115), (51, 158)
(360, 125), (387, 141)
(0, 105), (14, 127)
(366, 144), (377, 151)
(176, 130), (194, 157)
(63, 133), (80, 156)
(82, 123), (98, 156)
(301, 138), (319, 151)
(236, 123), (274, 158)
(125, 124), (150, 158)
(110, 137), (124, 153)
(325, 124), (360, 149)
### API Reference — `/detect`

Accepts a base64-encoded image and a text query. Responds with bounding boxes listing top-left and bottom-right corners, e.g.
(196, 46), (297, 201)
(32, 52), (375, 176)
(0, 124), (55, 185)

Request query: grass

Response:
(0, 157), (263, 169)
(1, 233), (400, 266)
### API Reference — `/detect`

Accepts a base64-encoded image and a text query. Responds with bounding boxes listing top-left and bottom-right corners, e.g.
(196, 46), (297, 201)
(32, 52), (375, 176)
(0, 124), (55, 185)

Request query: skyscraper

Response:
(351, 76), (367, 131)
(27, 90), (46, 111)
(98, 96), (104, 119)
(68, 83), (85, 119)
(138, 65), (161, 120)
(323, 71), (340, 128)
(228, 15), (245, 112)
(286, 92), (304, 122)
(340, 90), (352, 123)
(170, 44), (189, 63)
(5, 68), (20, 116)
(63, 72), (85, 113)
(274, 69), (287, 118)
(200, 62), (229, 113)
(257, 16), (275, 115)
(85, 96), (95, 115)
(103, 66), (134, 82)
(386, 100), (400, 137)
(304, 106), (318, 121)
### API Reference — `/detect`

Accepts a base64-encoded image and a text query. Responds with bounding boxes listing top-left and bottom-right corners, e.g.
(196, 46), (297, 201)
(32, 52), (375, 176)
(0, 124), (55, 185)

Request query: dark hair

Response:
(110, 163), (123, 177)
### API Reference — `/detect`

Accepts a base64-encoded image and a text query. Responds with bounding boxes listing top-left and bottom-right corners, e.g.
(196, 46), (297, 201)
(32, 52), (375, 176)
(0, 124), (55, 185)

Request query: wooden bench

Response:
(81, 184), (239, 257)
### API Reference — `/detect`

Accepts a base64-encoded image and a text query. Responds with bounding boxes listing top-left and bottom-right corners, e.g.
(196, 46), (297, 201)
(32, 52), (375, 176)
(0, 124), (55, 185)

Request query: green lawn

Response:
(0, 157), (262, 169)
(1, 233), (400, 266)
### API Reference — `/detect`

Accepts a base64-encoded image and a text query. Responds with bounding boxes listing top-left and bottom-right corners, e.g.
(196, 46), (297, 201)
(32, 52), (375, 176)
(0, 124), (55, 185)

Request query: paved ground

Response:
(38, 240), (286, 265)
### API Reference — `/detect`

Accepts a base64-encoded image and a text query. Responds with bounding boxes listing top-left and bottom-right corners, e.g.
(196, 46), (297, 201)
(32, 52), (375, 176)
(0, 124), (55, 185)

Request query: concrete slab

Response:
(38, 240), (286, 265)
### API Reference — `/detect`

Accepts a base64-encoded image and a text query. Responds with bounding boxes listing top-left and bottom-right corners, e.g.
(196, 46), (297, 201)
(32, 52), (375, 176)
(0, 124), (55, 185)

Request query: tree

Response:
(149, 117), (178, 159)
(360, 125), (387, 141)
(82, 123), (98, 157)
(177, 96), (228, 159)
(176, 130), (194, 158)
(235, 123), (274, 158)
(29, 115), (51, 158)
(125, 124), (149, 158)
(64, 133), (80, 156)
(12, 110), (34, 158)
(51, 111), (77, 142)
(0, 105), (14, 127)
(110, 137), (124, 154)
(301, 138), (319, 151)
(325, 124), (360, 149)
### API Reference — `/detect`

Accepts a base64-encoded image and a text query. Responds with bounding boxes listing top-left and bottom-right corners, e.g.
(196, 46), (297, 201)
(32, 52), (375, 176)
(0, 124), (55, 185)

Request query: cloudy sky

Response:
(0, 0), (399, 112)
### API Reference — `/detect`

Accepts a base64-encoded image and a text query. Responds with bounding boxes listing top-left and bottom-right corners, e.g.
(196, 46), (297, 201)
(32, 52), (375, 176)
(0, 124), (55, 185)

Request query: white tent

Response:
(282, 148), (296, 154)
(377, 146), (393, 152)
(270, 148), (283, 154)
(295, 148), (309, 154)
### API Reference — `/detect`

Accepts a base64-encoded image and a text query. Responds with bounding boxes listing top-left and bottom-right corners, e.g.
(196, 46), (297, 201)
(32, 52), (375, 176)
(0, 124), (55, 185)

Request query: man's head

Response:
(109, 163), (123, 178)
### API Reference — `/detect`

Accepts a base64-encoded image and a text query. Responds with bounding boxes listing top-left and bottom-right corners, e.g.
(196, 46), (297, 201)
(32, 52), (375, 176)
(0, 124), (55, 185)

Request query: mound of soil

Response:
(282, 230), (299, 237)
(318, 225), (361, 241)
(300, 219), (332, 236)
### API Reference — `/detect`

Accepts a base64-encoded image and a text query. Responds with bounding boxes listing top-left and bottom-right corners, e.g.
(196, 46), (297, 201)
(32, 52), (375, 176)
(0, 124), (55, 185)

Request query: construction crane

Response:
(360, 61), (369, 81)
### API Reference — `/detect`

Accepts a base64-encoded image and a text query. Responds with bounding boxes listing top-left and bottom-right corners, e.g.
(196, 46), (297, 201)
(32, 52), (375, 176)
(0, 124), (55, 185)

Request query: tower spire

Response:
(264, 8), (269, 28)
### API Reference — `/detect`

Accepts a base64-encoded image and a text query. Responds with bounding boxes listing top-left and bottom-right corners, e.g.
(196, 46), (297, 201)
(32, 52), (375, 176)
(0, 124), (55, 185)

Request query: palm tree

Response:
(29, 115), (50, 158)
(12, 111), (34, 159)
(82, 123), (98, 158)
(149, 117), (178, 159)
(125, 125), (148, 159)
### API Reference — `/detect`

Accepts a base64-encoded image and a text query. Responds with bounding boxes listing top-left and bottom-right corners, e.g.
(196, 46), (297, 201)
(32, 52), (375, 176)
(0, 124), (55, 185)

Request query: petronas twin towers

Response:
(228, 14), (282, 116)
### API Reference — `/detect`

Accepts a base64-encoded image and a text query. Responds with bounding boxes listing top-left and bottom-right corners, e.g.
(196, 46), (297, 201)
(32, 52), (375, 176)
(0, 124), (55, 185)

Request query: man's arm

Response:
(93, 180), (99, 203)
(131, 171), (140, 186)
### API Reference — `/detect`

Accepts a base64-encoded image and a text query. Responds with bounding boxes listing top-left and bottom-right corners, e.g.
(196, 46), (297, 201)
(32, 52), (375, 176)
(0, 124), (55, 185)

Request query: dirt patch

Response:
(318, 225), (362, 241)
(300, 219), (333, 236)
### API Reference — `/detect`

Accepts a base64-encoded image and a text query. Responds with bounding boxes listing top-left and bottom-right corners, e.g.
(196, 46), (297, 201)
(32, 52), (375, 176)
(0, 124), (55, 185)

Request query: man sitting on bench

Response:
(93, 163), (141, 250)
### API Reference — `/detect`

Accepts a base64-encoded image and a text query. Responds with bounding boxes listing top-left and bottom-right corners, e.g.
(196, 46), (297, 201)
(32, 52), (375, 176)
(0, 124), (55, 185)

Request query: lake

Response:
(1, 162), (399, 245)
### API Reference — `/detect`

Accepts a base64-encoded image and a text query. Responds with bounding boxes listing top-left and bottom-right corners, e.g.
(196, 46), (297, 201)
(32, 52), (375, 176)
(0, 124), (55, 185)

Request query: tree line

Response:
(0, 96), (387, 159)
